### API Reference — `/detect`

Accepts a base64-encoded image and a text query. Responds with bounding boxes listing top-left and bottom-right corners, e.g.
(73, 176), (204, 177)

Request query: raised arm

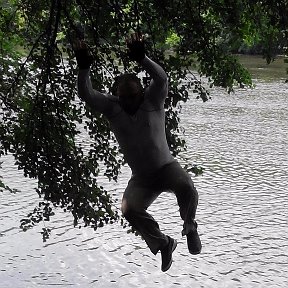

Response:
(74, 40), (117, 117)
(140, 56), (168, 102)
(77, 68), (115, 116)
(127, 33), (168, 106)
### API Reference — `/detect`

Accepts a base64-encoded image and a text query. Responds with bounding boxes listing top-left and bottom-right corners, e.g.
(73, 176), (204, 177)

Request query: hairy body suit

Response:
(77, 56), (174, 176)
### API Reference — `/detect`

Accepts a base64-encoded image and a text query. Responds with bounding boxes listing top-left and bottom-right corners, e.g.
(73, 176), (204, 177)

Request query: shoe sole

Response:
(189, 249), (201, 255)
(162, 239), (177, 272)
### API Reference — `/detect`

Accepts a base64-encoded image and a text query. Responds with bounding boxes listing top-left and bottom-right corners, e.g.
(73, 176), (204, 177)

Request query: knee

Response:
(179, 177), (194, 192)
(121, 198), (128, 216)
(121, 198), (134, 219)
(178, 179), (198, 201)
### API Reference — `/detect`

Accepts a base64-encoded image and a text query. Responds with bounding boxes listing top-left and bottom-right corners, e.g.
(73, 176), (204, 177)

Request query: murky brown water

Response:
(1, 57), (288, 287)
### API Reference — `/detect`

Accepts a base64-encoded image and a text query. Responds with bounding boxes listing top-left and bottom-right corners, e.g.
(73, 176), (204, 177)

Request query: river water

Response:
(1, 56), (288, 287)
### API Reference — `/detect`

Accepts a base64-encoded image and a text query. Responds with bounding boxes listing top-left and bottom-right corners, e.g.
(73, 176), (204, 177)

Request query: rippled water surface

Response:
(1, 71), (288, 287)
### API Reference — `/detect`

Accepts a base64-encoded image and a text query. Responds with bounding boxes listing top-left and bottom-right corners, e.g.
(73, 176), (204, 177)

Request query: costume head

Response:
(112, 73), (144, 115)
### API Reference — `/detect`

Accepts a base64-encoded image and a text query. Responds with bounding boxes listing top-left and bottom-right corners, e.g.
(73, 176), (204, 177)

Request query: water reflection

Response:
(237, 55), (287, 81)
(1, 78), (288, 287)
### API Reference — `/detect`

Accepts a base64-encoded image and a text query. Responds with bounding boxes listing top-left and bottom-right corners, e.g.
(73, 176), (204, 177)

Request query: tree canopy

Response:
(1, 0), (287, 239)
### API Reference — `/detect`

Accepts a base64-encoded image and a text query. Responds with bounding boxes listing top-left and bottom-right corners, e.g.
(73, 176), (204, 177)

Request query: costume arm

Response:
(77, 69), (116, 116)
(140, 56), (168, 106)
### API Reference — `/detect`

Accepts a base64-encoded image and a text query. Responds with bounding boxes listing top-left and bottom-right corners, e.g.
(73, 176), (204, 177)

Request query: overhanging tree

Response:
(1, 0), (287, 239)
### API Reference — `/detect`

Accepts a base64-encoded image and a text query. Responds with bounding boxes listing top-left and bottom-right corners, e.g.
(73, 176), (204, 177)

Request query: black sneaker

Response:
(186, 221), (202, 254)
(160, 236), (177, 272)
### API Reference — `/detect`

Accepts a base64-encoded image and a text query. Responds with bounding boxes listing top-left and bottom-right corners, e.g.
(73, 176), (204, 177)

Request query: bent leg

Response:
(157, 161), (199, 236)
(121, 177), (168, 255)
(156, 161), (202, 254)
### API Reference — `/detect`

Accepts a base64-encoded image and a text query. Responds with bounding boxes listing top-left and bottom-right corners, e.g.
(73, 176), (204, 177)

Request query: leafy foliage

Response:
(1, 0), (287, 237)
